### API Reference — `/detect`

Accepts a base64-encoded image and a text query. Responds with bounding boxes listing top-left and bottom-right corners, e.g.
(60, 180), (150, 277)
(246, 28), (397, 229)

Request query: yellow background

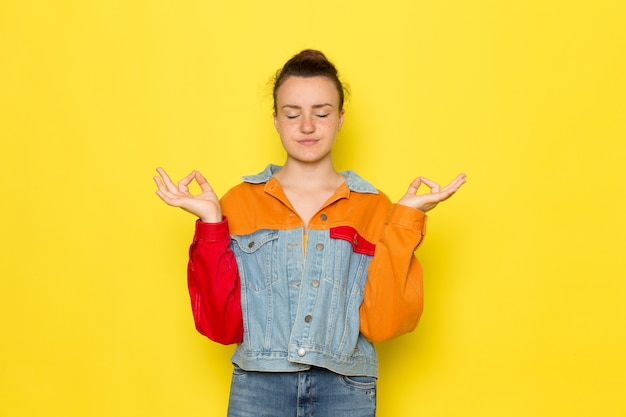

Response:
(1, 1), (625, 416)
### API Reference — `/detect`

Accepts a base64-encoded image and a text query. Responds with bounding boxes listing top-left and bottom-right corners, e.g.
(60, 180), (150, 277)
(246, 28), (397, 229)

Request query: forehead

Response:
(276, 76), (340, 107)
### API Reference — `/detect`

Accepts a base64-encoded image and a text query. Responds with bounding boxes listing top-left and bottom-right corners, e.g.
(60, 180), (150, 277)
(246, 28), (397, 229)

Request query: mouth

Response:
(297, 138), (319, 146)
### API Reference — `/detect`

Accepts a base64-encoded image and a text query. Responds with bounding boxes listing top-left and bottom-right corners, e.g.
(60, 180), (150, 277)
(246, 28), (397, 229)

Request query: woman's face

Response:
(273, 76), (344, 165)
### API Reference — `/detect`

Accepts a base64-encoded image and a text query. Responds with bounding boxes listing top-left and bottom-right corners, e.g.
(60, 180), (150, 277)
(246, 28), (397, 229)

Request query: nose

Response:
(299, 114), (315, 134)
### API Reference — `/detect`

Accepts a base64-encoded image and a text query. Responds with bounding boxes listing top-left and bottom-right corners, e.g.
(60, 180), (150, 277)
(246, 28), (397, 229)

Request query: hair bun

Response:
(295, 49), (328, 62)
(272, 49), (347, 111)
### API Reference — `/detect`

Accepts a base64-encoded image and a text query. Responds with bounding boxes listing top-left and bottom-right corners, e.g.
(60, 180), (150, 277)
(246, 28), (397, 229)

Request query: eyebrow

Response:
(280, 103), (334, 110)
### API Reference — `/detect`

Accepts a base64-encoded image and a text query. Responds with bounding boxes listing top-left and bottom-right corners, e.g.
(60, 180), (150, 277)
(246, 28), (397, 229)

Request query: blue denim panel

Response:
(230, 226), (378, 377)
(227, 365), (376, 417)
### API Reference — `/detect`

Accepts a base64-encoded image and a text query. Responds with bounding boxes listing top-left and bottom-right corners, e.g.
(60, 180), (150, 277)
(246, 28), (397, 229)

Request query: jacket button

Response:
(248, 241), (255, 248)
(320, 213), (328, 221)
(316, 243), (324, 251)
(304, 315), (312, 323)
(297, 348), (306, 357)
(311, 280), (320, 288)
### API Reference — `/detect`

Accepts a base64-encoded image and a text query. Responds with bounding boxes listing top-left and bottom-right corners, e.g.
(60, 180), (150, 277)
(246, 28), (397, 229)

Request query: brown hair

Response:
(272, 49), (348, 112)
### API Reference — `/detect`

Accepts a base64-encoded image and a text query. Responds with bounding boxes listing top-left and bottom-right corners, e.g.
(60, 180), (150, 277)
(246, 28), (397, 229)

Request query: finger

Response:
(155, 167), (179, 192)
(153, 174), (165, 190)
(154, 169), (183, 200)
(405, 177), (423, 195)
(449, 173), (467, 186)
(417, 177), (441, 193)
(194, 171), (215, 194)
(177, 170), (197, 193)
(431, 177), (466, 203)
(155, 188), (178, 206)
(441, 173), (467, 193)
(153, 174), (175, 197)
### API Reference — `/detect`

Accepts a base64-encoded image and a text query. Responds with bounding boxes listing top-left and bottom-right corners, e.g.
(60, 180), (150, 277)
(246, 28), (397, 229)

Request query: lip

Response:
(297, 138), (319, 146)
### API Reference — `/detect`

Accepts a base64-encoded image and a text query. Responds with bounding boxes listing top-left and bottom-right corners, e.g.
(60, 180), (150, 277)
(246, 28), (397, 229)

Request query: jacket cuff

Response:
(387, 204), (427, 236)
(194, 217), (231, 242)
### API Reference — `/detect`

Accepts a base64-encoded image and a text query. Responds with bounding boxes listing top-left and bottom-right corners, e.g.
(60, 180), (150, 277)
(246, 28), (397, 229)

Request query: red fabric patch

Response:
(329, 226), (376, 256)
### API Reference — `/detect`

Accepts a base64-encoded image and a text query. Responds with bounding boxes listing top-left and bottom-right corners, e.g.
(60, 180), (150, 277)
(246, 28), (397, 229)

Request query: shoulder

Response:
(221, 164), (278, 204)
(221, 181), (264, 208)
(340, 170), (392, 207)
(340, 170), (379, 195)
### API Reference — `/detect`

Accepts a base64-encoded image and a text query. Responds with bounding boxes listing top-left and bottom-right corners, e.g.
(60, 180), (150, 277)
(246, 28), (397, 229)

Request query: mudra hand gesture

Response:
(398, 173), (467, 212)
(153, 167), (222, 223)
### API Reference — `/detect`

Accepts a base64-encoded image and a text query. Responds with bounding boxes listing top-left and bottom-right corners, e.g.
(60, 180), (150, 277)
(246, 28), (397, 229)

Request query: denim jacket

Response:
(188, 165), (426, 378)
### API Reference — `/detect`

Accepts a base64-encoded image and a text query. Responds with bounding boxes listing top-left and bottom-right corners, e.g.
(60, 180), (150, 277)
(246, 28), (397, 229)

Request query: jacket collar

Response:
(241, 164), (379, 194)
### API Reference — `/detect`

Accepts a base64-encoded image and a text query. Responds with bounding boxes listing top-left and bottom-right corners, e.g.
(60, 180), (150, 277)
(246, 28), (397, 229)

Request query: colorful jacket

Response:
(187, 165), (426, 377)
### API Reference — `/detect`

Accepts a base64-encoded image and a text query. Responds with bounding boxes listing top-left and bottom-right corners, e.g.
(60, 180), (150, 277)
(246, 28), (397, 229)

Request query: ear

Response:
(273, 111), (278, 130)
(337, 109), (345, 131)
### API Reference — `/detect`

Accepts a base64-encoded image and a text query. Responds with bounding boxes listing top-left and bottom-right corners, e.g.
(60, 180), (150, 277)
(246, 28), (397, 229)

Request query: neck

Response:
(275, 157), (342, 189)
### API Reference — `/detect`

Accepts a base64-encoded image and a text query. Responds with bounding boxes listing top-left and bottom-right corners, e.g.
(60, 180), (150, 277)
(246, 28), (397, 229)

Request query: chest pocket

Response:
(231, 230), (280, 292)
(325, 226), (376, 286)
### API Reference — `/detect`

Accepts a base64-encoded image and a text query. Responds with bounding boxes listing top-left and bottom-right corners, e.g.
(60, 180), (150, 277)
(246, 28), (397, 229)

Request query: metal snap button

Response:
(297, 348), (306, 357)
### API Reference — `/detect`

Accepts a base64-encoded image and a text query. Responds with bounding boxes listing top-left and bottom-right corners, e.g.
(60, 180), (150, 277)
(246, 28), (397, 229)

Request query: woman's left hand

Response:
(397, 173), (467, 212)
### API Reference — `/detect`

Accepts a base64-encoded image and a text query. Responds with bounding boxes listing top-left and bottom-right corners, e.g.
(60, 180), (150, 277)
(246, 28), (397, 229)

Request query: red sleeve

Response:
(187, 217), (243, 345)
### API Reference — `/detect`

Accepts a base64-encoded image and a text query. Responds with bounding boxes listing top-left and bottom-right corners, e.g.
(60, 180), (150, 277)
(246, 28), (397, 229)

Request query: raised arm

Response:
(360, 174), (466, 342)
(154, 167), (243, 345)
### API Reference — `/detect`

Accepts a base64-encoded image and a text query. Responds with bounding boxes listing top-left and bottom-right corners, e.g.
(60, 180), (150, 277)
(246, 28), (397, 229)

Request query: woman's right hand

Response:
(154, 167), (222, 223)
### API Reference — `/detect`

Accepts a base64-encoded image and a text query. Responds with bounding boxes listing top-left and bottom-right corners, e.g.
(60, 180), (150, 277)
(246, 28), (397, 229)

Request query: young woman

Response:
(154, 49), (466, 417)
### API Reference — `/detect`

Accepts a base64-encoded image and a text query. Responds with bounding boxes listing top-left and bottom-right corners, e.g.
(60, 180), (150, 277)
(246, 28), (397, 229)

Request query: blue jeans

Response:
(227, 365), (377, 417)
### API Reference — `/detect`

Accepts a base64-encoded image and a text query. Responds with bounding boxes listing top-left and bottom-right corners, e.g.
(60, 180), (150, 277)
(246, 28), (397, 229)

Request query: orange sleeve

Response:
(359, 204), (427, 342)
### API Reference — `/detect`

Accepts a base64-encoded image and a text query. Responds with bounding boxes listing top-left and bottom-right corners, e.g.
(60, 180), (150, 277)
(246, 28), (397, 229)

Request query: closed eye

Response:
(316, 114), (329, 118)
